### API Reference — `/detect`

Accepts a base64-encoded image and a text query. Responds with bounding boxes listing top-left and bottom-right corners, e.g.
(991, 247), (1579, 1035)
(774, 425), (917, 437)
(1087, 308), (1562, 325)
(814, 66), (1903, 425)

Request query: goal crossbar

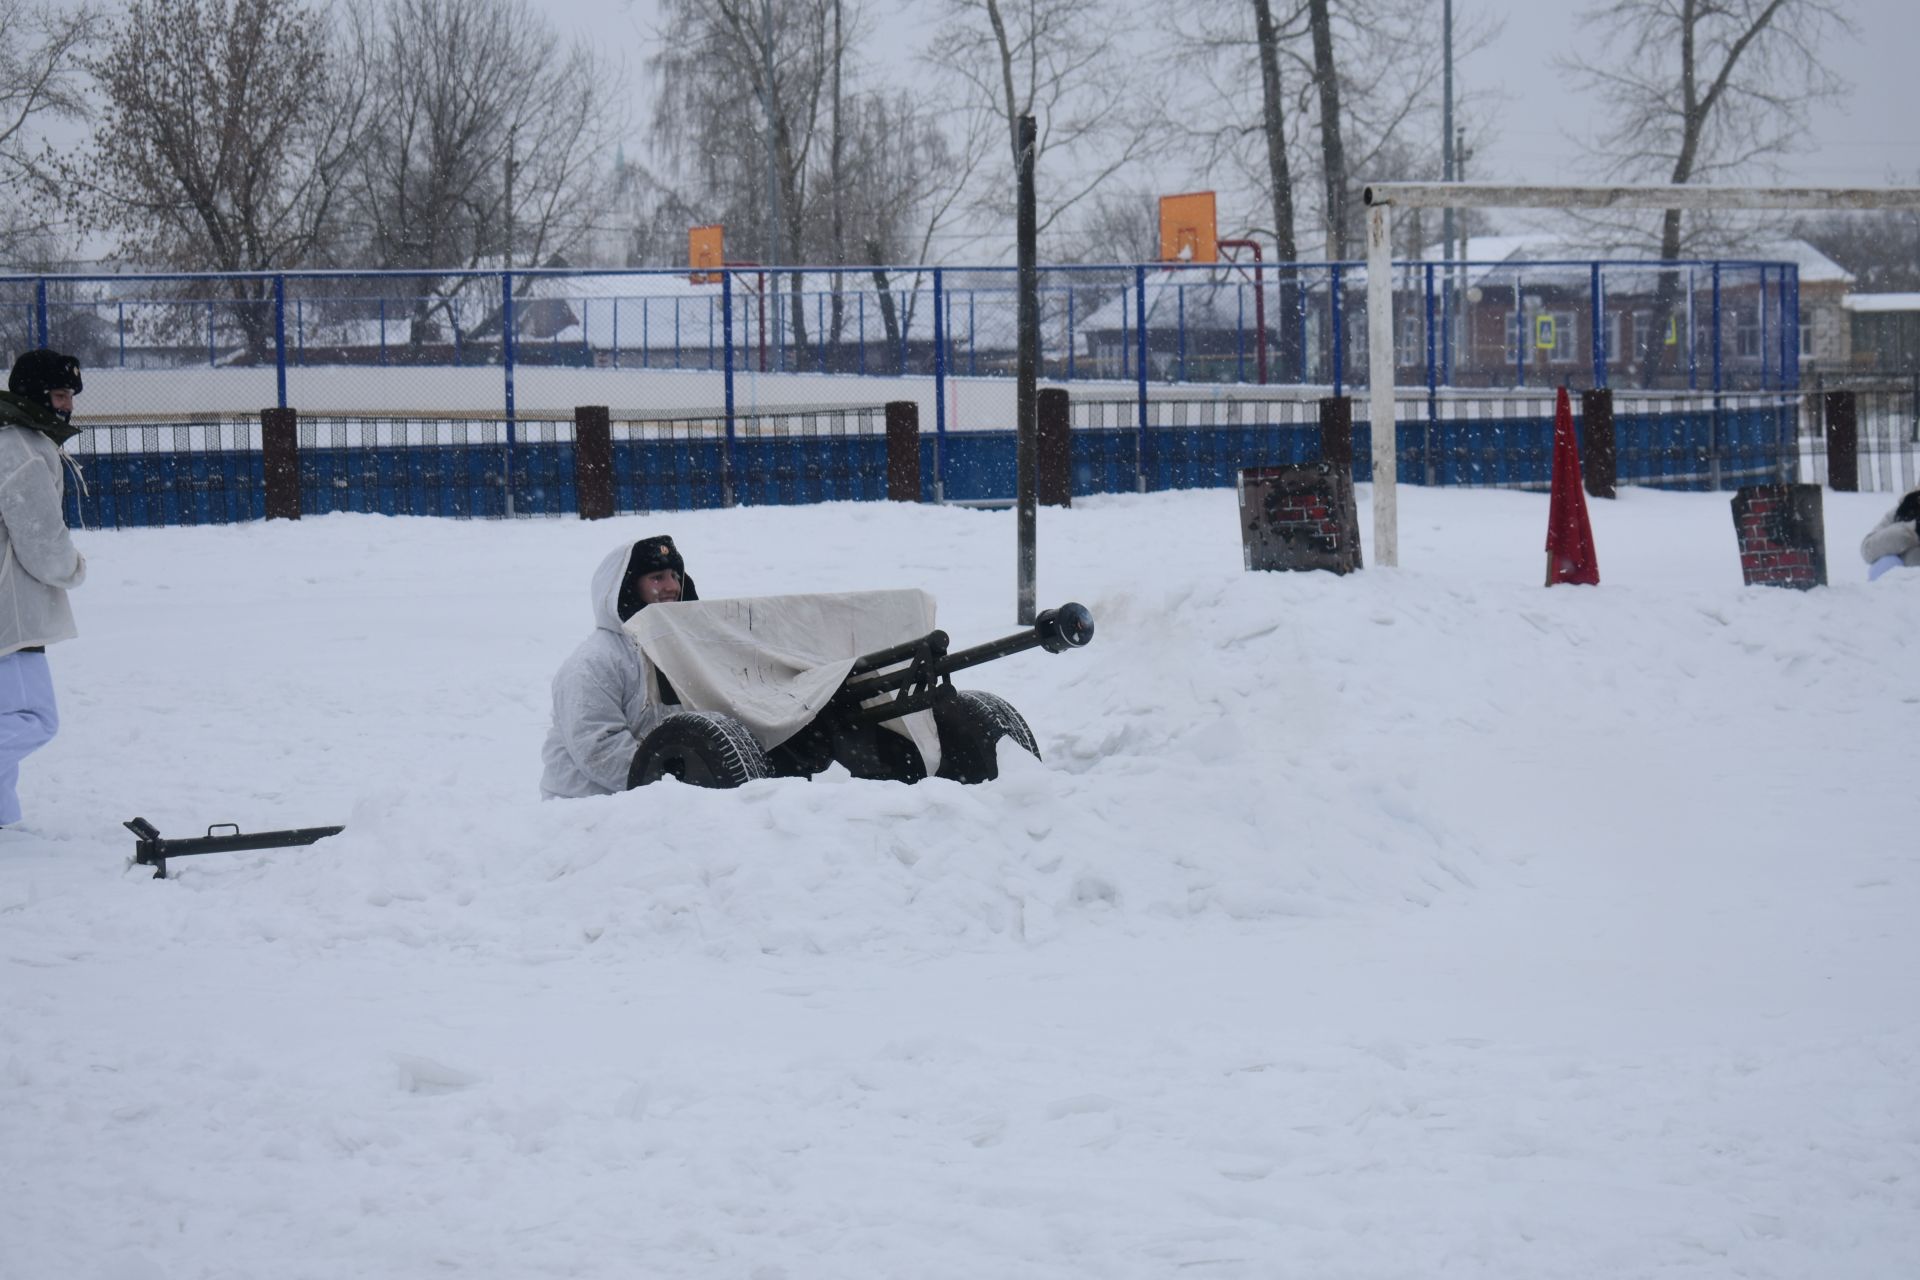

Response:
(1359, 182), (1920, 567)
(1363, 183), (1920, 213)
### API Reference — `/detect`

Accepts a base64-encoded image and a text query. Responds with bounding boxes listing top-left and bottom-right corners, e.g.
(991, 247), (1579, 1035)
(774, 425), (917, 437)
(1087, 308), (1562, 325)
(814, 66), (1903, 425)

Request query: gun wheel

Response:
(627, 711), (773, 790)
(934, 689), (1039, 784)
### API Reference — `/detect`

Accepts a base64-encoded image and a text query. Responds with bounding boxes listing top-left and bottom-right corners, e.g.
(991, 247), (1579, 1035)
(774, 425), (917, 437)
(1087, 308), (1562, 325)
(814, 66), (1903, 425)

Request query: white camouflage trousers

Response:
(0, 650), (60, 826)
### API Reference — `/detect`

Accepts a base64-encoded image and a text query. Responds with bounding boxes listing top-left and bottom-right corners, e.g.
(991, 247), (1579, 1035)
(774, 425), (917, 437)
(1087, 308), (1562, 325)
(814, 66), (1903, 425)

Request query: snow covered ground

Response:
(3, 483), (1916, 1280)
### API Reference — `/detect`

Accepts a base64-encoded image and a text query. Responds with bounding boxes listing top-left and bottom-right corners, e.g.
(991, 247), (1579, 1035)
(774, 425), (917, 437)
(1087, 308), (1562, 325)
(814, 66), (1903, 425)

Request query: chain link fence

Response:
(2, 259), (1812, 527)
(1797, 374), (1920, 493)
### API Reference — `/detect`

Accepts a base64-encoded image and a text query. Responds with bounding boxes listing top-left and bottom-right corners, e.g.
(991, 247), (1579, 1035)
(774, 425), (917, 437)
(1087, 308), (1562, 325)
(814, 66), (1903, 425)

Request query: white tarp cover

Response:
(624, 589), (942, 773)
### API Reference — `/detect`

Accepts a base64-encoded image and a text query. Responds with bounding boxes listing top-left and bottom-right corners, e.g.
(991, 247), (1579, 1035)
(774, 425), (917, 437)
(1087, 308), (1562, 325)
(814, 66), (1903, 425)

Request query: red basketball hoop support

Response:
(1217, 238), (1267, 385)
(720, 261), (769, 373)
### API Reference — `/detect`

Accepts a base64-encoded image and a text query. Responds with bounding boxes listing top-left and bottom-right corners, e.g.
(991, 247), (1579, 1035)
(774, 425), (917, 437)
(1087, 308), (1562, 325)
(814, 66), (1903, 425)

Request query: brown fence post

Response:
(573, 405), (614, 519)
(884, 400), (920, 501)
(261, 407), (300, 520)
(1823, 390), (1858, 492)
(1580, 388), (1617, 499)
(1037, 386), (1071, 507)
(1318, 396), (1353, 471)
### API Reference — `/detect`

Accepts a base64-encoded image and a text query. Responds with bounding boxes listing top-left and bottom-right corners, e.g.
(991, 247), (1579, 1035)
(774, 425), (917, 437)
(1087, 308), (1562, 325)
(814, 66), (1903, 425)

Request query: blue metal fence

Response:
(59, 393), (1799, 528)
(925, 394), (1795, 504)
(5, 255), (1801, 394)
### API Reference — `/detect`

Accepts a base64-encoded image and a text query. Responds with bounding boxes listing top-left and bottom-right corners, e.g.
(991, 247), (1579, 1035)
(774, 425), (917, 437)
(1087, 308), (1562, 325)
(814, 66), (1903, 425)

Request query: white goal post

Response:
(1359, 182), (1920, 567)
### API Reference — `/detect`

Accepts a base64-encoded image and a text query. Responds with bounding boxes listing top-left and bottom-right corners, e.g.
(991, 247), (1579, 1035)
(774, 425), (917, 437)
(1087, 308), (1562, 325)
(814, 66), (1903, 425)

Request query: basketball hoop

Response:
(689, 224), (724, 285)
(1158, 193), (1217, 266)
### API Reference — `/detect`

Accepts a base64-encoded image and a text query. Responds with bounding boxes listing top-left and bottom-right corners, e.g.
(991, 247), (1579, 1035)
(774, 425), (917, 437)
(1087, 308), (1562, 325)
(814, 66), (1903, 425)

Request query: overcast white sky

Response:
(573, 0), (1918, 189)
(26, 0), (1915, 265)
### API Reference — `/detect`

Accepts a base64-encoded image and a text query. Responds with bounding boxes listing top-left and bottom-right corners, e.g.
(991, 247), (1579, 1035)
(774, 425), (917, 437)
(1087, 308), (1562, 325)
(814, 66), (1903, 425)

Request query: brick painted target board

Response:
(1731, 484), (1827, 589)
(1236, 463), (1364, 575)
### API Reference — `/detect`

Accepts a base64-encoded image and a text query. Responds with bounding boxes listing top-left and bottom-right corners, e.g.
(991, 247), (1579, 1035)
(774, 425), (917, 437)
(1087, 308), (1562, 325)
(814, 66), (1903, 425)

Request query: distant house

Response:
(514, 268), (995, 377)
(1070, 235), (1841, 390)
(1411, 234), (1851, 388)
(1842, 293), (1920, 373)
(29, 270), (635, 372)
(515, 270), (766, 369)
(1078, 270), (1293, 383)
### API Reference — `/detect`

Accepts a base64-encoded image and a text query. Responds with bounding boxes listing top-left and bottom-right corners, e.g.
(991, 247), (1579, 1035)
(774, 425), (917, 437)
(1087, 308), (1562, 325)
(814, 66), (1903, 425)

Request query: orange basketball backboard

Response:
(689, 224), (724, 284)
(1158, 192), (1217, 264)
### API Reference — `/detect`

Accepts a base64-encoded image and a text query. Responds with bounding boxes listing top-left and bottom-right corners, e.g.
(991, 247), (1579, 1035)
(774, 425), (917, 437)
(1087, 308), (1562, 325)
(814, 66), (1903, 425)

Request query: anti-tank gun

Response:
(119, 600), (1094, 878)
(626, 601), (1095, 789)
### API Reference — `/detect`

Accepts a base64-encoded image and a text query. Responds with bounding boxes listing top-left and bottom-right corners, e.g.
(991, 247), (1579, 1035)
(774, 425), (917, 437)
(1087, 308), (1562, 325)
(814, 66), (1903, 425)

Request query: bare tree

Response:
(1168, 0), (1493, 258)
(1229, 0), (1311, 375)
(347, 0), (626, 348)
(0, 0), (100, 264)
(651, 0), (959, 360)
(927, 0), (1165, 252)
(1307, 0), (1498, 260)
(1799, 200), (1920, 294)
(1250, 0), (1301, 268)
(1071, 190), (1158, 265)
(1562, 0), (1852, 382)
(651, 0), (843, 353)
(828, 0), (849, 335)
(68, 0), (365, 354)
(1158, 0), (1310, 254)
(1304, 0), (1349, 261)
(839, 88), (961, 362)
(1157, 0), (1492, 381)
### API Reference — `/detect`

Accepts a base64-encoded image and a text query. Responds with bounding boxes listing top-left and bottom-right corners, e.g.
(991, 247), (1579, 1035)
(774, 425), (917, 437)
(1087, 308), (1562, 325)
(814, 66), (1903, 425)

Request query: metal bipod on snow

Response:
(125, 816), (346, 880)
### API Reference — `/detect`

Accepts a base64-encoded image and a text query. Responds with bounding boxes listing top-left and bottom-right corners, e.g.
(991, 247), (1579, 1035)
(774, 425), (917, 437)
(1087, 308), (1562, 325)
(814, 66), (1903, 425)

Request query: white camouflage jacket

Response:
(538, 543), (669, 798)
(1860, 487), (1920, 570)
(0, 392), (85, 658)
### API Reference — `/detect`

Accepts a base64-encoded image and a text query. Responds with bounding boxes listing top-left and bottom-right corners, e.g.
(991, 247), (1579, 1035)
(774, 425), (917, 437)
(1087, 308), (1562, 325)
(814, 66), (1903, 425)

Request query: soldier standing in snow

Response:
(540, 536), (698, 798)
(0, 350), (87, 829)
(1861, 487), (1920, 581)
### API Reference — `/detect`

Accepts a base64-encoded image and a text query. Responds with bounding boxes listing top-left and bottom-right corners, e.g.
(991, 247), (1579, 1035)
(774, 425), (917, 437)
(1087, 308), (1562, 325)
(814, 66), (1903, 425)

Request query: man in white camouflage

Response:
(0, 349), (87, 828)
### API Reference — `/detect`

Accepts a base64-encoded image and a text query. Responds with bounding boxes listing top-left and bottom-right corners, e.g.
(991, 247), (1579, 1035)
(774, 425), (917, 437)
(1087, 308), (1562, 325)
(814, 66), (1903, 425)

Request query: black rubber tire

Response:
(933, 689), (1039, 784)
(627, 711), (773, 790)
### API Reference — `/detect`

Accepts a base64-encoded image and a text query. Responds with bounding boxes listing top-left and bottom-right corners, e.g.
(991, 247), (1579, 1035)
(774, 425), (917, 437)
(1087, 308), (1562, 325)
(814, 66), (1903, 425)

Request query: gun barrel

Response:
(945, 602), (1094, 668)
(836, 603), (1094, 716)
(936, 628), (1048, 676)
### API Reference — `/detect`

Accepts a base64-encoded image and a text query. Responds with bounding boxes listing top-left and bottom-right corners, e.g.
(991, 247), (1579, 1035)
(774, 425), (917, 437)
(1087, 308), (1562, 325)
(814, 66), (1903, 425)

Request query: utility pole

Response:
(504, 122), (518, 269)
(503, 120), (520, 519)
(1442, 0), (1454, 262)
(1015, 114), (1038, 625)
(1455, 126), (1469, 331)
(1442, 0), (1454, 382)
(762, 0), (783, 368)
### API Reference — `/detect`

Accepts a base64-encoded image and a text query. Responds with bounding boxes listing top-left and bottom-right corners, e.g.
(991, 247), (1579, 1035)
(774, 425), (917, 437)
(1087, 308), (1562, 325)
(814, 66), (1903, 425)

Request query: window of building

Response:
(1634, 308), (1688, 358)
(1396, 310), (1424, 367)
(1507, 309), (1576, 364)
